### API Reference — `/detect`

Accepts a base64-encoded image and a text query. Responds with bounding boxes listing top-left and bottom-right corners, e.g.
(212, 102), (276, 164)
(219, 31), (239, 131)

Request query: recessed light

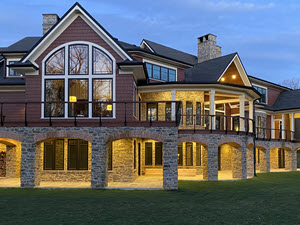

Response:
(221, 78), (225, 81)
(232, 75), (236, 79)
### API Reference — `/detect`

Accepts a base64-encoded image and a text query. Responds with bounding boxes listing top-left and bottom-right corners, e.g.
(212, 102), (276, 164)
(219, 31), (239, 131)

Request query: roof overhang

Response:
(118, 62), (148, 84)
(8, 62), (38, 75)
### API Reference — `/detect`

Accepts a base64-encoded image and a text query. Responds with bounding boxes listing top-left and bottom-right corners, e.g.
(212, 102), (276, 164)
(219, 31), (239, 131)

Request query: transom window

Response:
(43, 42), (115, 118)
(145, 62), (176, 82)
(253, 85), (267, 104)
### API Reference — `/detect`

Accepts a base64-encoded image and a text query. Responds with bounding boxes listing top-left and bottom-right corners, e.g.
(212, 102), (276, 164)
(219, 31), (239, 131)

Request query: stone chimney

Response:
(43, 14), (60, 35)
(197, 34), (222, 63)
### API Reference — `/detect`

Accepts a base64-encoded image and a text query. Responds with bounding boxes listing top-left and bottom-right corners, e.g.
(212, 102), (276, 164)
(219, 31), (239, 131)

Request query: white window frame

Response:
(6, 58), (23, 78)
(41, 41), (116, 119)
(253, 84), (268, 105)
(143, 59), (177, 82)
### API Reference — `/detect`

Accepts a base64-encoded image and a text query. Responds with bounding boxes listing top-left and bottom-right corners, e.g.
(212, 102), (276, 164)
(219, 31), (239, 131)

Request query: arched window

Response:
(93, 47), (113, 74)
(43, 42), (115, 119)
(45, 48), (65, 75)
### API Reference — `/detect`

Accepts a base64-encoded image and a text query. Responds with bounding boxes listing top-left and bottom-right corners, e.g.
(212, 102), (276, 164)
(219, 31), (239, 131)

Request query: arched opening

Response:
(106, 138), (164, 189)
(0, 138), (21, 188)
(256, 146), (267, 173)
(270, 147), (292, 172)
(35, 138), (92, 188)
(177, 142), (208, 181)
(218, 142), (244, 180)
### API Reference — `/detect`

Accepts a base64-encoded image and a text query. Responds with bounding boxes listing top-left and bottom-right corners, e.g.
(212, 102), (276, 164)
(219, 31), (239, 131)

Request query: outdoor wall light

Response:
(69, 96), (77, 102)
(232, 75), (237, 79)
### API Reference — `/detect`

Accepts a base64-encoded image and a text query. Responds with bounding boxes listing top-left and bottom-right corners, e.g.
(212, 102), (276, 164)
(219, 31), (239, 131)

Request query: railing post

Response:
(49, 102), (52, 126)
(124, 102), (127, 126)
(99, 102), (102, 127)
(74, 102), (77, 127)
(25, 103), (28, 127)
(0, 103), (3, 126)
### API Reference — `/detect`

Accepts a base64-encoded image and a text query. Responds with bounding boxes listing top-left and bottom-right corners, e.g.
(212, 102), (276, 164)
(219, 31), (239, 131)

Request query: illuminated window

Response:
(145, 62), (176, 82)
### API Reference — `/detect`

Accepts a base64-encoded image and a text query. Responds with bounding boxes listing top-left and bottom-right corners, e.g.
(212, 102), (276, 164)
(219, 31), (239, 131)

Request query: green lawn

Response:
(1, 173), (300, 225)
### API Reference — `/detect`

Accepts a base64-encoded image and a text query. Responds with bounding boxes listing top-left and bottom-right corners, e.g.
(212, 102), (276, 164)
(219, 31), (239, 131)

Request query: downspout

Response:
(253, 100), (257, 177)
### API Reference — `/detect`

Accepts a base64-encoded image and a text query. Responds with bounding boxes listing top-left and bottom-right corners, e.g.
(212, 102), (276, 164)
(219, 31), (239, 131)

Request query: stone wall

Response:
(5, 144), (21, 178)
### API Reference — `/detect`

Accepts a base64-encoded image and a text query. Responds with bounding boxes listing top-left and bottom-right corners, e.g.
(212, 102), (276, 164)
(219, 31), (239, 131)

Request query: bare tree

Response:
(281, 78), (300, 90)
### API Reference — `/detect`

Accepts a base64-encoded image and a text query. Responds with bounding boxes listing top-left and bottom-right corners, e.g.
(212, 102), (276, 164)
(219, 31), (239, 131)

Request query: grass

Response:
(1, 172), (300, 225)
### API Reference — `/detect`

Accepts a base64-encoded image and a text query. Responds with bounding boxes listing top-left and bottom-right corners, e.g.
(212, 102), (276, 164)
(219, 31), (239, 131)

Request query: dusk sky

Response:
(1, 0), (300, 84)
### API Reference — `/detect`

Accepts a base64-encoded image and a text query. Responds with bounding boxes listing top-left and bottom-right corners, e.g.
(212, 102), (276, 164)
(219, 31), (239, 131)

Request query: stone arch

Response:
(34, 130), (94, 143)
(0, 131), (23, 144)
(216, 136), (243, 147)
(255, 141), (268, 150)
(104, 130), (165, 143)
(177, 136), (209, 147)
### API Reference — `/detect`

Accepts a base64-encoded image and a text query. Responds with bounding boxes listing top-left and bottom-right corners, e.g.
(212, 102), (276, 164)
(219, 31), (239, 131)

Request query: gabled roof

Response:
(265, 89), (300, 111)
(22, 2), (133, 65)
(0, 37), (41, 53)
(142, 39), (198, 66)
(184, 53), (237, 83)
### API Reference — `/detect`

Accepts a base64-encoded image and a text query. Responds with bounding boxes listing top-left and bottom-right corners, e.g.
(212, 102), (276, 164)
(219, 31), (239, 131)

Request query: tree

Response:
(281, 78), (300, 90)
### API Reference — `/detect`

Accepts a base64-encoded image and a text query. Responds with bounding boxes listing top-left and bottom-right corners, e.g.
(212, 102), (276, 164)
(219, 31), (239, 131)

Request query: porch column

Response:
(91, 137), (108, 188)
(249, 101), (254, 133)
(291, 149), (297, 171)
(247, 146), (254, 178)
(282, 114), (285, 139)
(271, 115), (275, 139)
(239, 94), (245, 132)
(291, 113), (295, 140)
(210, 90), (215, 130)
(171, 90), (176, 121)
(207, 144), (218, 181)
(259, 148), (270, 173)
(285, 149), (292, 171)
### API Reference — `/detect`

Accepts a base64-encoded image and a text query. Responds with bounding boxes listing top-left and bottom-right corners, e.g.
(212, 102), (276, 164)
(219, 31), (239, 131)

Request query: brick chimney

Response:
(43, 14), (59, 35)
(197, 34), (222, 63)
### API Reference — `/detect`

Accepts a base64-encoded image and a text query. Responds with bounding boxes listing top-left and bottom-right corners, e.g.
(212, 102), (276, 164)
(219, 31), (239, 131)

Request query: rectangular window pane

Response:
(147, 103), (158, 121)
(45, 80), (65, 117)
(69, 79), (88, 117)
(186, 142), (193, 166)
(146, 63), (152, 78)
(152, 65), (160, 80)
(165, 102), (172, 121)
(169, 69), (176, 82)
(254, 86), (267, 104)
(196, 143), (201, 166)
(69, 45), (88, 75)
(155, 142), (163, 165)
(186, 101), (193, 125)
(145, 142), (153, 166)
(68, 140), (78, 170)
(55, 140), (64, 170)
(178, 144), (183, 166)
(161, 67), (168, 81)
(196, 102), (201, 125)
(79, 140), (88, 170)
(44, 141), (54, 170)
(108, 142), (112, 170)
(93, 79), (112, 117)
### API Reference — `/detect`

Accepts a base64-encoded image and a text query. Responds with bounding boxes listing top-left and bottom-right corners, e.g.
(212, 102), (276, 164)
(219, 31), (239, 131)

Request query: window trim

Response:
(67, 139), (89, 170)
(6, 58), (23, 78)
(44, 79), (65, 118)
(68, 44), (89, 75)
(45, 47), (65, 75)
(92, 46), (113, 75)
(41, 41), (116, 119)
(68, 78), (89, 117)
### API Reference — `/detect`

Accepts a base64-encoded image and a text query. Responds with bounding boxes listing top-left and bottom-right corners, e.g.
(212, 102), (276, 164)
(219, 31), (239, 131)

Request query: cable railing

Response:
(255, 127), (295, 142)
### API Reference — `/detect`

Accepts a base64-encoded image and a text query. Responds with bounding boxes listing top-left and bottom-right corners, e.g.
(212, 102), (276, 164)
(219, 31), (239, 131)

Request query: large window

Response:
(145, 62), (176, 82)
(44, 139), (64, 170)
(43, 43), (114, 118)
(253, 85), (267, 104)
(68, 139), (88, 170)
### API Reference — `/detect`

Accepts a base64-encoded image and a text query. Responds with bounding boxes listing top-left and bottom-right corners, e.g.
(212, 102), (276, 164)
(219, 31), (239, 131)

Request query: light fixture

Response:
(69, 96), (77, 102)
(106, 104), (112, 111)
(232, 75), (236, 79)
(221, 77), (225, 82)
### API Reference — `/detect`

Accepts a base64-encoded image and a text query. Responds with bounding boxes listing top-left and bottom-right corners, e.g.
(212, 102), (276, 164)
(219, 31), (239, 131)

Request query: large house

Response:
(0, 2), (299, 189)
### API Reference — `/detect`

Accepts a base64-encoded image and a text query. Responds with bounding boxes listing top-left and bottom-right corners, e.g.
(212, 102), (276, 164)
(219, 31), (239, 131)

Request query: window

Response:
(186, 142), (193, 166)
(45, 80), (65, 117)
(165, 102), (172, 121)
(178, 144), (183, 166)
(43, 42), (115, 119)
(155, 142), (163, 165)
(93, 47), (112, 74)
(92, 79), (112, 117)
(145, 62), (176, 82)
(253, 85), (267, 104)
(145, 142), (153, 165)
(7, 61), (22, 77)
(45, 48), (65, 75)
(196, 102), (201, 125)
(69, 45), (88, 75)
(257, 116), (261, 134)
(196, 143), (201, 166)
(108, 142), (112, 170)
(44, 139), (64, 170)
(68, 79), (88, 117)
(147, 103), (158, 121)
(68, 139), (88, 170)
(186, 101), (193, 125)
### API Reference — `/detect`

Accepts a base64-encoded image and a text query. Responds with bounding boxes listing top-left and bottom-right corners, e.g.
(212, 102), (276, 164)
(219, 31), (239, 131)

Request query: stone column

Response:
(247, 147), (254, 178)
(285, 149), (292, 171)
(291, 149), (297, 171)
(34, 143), (42, 187)
(20, 135), (39, 188)
(259, 148), (270, 173)
(163, 129), (178, 190)
(207, 144), (218, 181)
(232, 146), (247, 179)
(91, 136), (107, 189)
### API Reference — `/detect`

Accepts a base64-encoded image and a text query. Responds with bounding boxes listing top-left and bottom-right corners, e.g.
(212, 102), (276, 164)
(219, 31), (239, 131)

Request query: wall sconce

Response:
(107, 104), (112, 111)
(232, 75), (236, 79)
(69, 96), (77, 102)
